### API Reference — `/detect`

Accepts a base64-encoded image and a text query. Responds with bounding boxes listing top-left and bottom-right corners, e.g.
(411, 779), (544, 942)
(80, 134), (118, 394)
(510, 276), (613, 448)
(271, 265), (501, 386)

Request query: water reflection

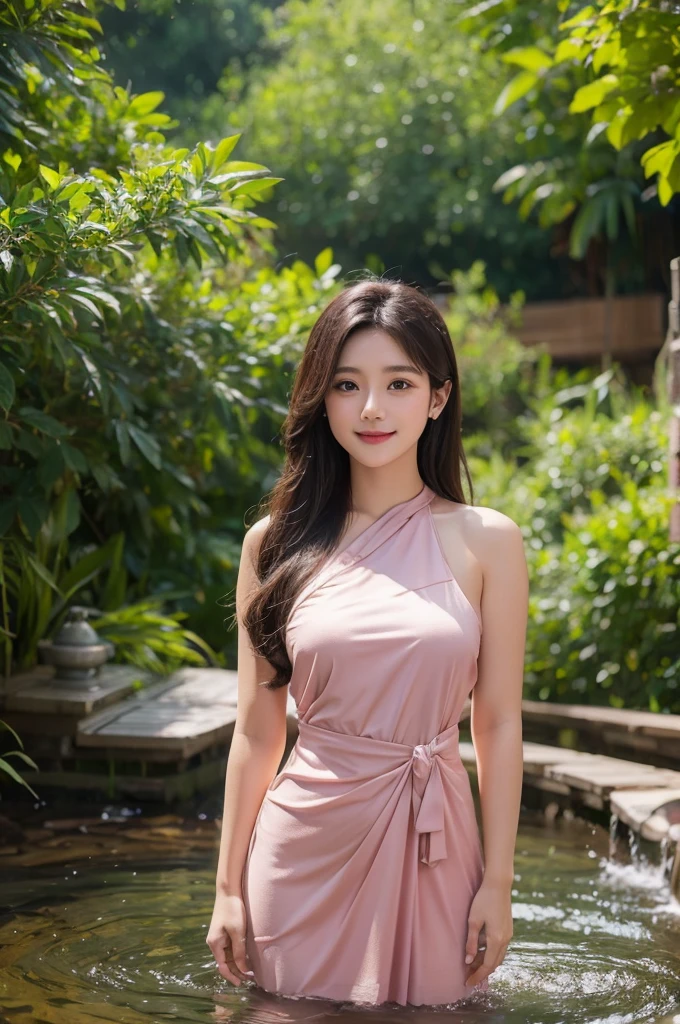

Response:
(0, 812), (679, 1023)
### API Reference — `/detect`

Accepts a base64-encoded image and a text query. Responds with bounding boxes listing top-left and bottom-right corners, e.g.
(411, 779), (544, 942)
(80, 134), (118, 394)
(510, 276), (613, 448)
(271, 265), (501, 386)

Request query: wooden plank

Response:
(72, 669), (296, 759)
(78, 701), (238, 757)
(610, 788), (680, 843)
(144, 667), (239, 705)
(547, 759), (680, 797)
(462, 740), (680, 813)
(519, 743), (592, 768)
(521, 699), (680, 741)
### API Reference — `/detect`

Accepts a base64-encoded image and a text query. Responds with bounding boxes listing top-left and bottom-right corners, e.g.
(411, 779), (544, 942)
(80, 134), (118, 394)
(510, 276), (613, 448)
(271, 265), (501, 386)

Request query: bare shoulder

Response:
(236, 514), (271, 616)
(430, 496), (524, 565)
(241, 513), (271, 569)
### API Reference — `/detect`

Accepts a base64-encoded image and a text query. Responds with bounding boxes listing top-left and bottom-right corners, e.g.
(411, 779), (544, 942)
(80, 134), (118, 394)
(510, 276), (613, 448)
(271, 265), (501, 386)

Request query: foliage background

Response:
(98, 0), (680, 300)
(1, 0), (678, 809)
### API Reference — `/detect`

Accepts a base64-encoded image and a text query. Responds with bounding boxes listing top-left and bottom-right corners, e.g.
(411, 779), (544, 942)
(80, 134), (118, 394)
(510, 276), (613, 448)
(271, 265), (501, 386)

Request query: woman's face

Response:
(324, 327), (450, 466)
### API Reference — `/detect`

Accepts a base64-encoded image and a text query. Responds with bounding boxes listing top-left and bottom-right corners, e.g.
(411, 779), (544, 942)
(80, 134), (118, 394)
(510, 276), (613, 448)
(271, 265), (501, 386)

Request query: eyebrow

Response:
(333, 364), (424, 375)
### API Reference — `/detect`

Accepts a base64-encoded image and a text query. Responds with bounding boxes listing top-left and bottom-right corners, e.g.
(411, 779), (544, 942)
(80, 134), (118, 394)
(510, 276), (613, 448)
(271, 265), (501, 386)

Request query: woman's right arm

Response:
(206, 515), (289, 986)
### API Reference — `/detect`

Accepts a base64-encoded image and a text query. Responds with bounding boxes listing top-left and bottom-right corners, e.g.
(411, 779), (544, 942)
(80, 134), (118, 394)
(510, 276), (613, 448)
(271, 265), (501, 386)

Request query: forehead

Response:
(337, 328), (417, 368)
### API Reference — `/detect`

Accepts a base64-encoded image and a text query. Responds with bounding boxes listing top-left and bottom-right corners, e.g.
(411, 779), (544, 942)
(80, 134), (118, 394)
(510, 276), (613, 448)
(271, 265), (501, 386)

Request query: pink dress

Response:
(242, 482), (488, 1006)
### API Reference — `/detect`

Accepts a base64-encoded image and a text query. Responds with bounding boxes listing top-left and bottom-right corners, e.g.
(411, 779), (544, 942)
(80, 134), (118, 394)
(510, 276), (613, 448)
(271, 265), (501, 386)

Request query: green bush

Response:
(0, 0), (343, 676)
(525, 480), (679, 712)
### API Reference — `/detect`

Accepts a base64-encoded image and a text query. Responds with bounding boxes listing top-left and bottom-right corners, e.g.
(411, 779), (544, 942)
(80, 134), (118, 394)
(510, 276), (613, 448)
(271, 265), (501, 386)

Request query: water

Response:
(0, 808), (679, 1024)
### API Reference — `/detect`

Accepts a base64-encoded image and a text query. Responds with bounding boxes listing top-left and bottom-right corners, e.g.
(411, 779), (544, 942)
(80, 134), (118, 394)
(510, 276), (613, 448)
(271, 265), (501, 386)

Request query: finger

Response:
(208, 934), (244, 987)
(466, 937), (504, 988)
(217, 960), (245, 986)
(464, 921), (482, 964)
(225, 946), (252, 983)
(229, 928), (254, 979)
(465, 946), (492, 988)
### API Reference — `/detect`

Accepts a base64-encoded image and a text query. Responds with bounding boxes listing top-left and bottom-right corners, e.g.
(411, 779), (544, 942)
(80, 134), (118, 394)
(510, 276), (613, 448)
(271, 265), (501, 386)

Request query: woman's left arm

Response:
(464, 510), (529, 989)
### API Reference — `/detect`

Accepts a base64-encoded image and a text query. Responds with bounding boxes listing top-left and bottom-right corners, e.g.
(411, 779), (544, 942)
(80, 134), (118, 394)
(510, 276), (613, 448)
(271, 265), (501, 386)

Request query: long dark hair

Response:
(241, 278), (474, 689)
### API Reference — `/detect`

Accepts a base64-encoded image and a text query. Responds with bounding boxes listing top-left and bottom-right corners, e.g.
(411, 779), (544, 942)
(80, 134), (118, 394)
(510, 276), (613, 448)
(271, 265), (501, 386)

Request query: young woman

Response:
(206, 279), (527, 1007)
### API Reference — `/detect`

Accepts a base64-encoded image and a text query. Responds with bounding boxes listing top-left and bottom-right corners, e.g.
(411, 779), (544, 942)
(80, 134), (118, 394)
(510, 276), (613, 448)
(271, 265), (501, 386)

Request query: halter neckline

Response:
(332, 482), (436, 566)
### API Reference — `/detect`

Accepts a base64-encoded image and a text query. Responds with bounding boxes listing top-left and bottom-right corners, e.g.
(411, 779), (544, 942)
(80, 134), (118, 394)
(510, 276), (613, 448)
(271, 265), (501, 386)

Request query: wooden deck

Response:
(520, 698), (680, 768)
(0, 666), (297, 800)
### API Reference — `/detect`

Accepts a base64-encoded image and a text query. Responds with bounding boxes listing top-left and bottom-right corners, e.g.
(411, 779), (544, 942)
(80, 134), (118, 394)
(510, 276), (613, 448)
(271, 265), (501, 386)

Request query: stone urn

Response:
(37, 606), (115, 689)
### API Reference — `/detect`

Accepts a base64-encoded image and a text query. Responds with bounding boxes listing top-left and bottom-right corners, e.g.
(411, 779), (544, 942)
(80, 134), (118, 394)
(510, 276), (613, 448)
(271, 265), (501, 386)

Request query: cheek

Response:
(325, 392), (355, 423)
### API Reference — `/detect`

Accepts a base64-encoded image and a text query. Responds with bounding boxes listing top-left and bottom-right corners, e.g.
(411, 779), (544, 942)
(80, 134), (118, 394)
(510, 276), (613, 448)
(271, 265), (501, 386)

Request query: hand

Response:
(206, 889), (254, 986)
(464, 880), (513, 989)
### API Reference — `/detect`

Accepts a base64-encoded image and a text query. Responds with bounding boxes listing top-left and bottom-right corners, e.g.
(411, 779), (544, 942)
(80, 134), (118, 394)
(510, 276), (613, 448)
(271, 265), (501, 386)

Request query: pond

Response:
(0, 802), (679, 1024)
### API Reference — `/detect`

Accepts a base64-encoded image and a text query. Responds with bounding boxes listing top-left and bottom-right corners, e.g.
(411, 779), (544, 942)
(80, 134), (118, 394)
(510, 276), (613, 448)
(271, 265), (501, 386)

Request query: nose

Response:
(359, 390), (385, 419)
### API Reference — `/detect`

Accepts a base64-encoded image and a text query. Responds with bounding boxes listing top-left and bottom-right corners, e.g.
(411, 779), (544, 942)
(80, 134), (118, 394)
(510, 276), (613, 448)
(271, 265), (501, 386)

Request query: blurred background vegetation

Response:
(1, 0), (678, 746)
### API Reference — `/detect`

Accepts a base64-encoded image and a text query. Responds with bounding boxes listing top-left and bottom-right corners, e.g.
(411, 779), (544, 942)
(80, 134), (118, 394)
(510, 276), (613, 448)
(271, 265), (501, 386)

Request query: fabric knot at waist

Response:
(410, 728), (460, 867)
(294, 718), (462, 868)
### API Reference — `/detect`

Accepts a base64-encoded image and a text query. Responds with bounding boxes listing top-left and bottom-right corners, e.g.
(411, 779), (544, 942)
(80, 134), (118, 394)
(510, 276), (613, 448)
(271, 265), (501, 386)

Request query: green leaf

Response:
(501, 47), (553, 73)
(74, 287), (120, 315)
(25, 551), (61, 595)
(569, 194), (605, 259)
(658, 175), (673, 206)
(641, 140), (679, 180)
(127, 91), (165, 117)
(249, 216), (277, 229)
(667, 152), (680, 192)
(39, 164), (62, 190)
(114, 420), (131, 466)
(0, 363), (15, 412)
(18, 407), (71, 437)
(315, 247), (334, 276)
(61, 442), (89, 473)
(59, 532), (122, 599)
(554, 38), (585, 63)
(605, 108), (630, 150)
(211, 134), (242, 171)
(128, 424), (162, 470)
(54, 179), (93, 203)
(4, 749), (39, 771)
(0, 719), (25, 748)
(493, 164), (529, 192)
(0, 757), (39, 798)
(229, 176), (284, 197)
(68, 293), (103, 319)
(210, 169), (272, 188)
(618, 106), (658, 148)
(14, 430), (43, 458)
(558, 5), (597, 31)
(570, 75), (619, 114)
(493, 71), (539, 116)
(17, 497), (48, 539)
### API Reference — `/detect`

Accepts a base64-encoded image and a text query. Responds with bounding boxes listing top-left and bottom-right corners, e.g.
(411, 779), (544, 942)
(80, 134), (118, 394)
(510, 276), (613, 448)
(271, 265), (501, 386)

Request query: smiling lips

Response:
(356, 430), (396, 444)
